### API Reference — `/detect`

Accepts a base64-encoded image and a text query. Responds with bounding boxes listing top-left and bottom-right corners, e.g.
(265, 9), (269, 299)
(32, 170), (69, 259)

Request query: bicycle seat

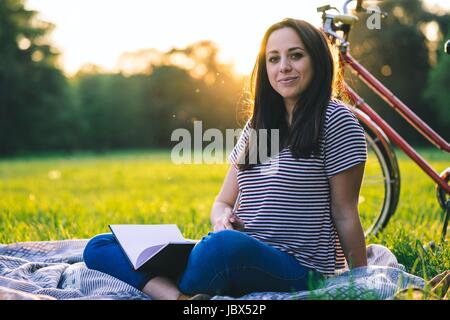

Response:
(334, 14), (359, 25)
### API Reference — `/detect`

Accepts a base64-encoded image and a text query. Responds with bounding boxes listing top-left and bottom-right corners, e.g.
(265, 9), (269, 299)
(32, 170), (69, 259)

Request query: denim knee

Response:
(193, 230), (250, 264)
(83, 233), (115, 268)
(178, 230), (252, 294)
(83, 233), (157, 290)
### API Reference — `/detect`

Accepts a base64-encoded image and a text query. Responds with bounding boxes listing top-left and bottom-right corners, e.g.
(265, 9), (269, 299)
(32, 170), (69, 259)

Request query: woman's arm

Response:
(329, 162), (367, 269)
(210, 166), (245, 231)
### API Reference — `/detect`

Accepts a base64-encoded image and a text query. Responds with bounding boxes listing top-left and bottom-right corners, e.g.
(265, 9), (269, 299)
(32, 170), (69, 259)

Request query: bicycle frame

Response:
(340, 51), (450, 195)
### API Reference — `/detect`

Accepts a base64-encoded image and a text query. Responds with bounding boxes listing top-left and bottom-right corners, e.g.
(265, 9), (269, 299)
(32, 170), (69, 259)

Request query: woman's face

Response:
(265, 27), (314, 108)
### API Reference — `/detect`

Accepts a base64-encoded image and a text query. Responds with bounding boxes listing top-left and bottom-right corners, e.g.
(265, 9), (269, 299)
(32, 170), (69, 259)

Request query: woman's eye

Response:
(268, 56), (279, 63)
(291, 53), (303, 60)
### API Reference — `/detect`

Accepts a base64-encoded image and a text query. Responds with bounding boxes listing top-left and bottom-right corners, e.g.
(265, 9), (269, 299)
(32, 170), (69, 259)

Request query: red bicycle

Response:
(318, 0), (450, 238)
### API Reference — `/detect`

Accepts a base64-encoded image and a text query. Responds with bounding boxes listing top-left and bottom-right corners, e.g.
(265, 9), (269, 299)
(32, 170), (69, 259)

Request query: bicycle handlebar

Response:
(317, 0), (376, 51)
(317, 1), (358, 50)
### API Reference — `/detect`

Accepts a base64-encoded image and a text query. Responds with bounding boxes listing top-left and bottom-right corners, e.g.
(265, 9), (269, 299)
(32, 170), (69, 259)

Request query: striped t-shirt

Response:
(228, 101), (367, 276)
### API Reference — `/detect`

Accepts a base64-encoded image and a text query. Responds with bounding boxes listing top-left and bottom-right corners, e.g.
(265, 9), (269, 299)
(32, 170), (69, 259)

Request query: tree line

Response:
(0, 0), (448, 156)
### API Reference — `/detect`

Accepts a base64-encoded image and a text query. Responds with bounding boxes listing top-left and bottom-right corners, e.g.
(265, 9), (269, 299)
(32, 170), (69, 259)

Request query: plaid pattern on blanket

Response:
(0, 240), (425, 300)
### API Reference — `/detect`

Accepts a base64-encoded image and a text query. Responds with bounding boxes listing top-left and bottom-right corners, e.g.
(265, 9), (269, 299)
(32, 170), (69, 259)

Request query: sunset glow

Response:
(26, 0), (449, 76)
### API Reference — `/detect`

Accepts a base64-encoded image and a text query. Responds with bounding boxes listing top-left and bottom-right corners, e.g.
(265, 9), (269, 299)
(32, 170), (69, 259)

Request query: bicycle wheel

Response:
(355, 111), (401, 236)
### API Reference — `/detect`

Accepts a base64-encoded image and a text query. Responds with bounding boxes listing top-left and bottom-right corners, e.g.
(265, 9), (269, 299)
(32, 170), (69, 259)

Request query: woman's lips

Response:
(278, 76), (299, 84)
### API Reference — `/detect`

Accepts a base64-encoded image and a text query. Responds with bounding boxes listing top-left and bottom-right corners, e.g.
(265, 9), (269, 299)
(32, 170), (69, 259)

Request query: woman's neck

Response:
(284, 99), (296, 126)
(286, 112), (293, 127)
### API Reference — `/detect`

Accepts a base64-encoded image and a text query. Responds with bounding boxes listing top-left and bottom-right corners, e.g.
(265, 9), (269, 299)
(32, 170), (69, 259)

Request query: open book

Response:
(109, 224), (197, 272)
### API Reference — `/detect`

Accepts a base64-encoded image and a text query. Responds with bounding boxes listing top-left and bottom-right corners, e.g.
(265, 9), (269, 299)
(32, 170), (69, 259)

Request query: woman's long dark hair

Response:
(238, 18), (340, 171)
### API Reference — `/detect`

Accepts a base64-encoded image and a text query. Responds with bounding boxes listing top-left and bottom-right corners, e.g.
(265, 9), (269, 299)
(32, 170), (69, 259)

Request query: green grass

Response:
(0, 148), (448, 282)
(366, 147), (450, 280)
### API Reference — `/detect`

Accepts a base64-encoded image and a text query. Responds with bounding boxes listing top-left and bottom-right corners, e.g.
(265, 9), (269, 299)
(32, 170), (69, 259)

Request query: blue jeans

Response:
(83, 229), (322, 297)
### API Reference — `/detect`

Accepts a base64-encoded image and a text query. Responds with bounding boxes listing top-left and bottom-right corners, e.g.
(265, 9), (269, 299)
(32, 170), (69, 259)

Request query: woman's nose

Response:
(280, 57), (292, 73)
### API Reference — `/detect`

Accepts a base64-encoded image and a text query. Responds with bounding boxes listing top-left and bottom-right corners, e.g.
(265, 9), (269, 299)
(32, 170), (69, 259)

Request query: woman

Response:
(83, 18), (368, 300)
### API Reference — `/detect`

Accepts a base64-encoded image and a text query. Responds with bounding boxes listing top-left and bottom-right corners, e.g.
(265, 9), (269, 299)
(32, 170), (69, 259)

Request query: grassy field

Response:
(0, 148), (448, 282)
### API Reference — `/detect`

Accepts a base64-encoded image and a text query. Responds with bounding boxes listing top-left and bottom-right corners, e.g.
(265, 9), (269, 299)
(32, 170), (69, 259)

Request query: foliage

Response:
(0, 0), (75, 154)
(71, 47), (245, 151)
(347, 0), (450, 143)
(423, 36), (450, 126)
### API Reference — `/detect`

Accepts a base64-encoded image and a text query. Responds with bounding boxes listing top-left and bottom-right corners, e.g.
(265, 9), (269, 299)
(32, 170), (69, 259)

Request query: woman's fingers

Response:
(222, 208), (234, 229)
(231, 215), (245, 231)
(222, 215), (234, 230)
(213, 207), (244, 231)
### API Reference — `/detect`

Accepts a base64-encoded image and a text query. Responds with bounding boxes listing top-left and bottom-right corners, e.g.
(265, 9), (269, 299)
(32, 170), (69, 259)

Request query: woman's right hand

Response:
(213, 207), (245, 232)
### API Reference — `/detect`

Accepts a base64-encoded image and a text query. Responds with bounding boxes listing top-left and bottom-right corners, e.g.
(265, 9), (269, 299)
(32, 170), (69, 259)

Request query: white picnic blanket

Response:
(0, 240), (425, 300)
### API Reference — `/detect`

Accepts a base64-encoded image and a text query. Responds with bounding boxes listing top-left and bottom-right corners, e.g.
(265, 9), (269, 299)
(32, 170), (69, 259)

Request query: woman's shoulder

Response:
(232, 118), (253, 148)
(243, 118), (252, 130)
(324, 99), (359, 128)
(325, 99), (354, 117)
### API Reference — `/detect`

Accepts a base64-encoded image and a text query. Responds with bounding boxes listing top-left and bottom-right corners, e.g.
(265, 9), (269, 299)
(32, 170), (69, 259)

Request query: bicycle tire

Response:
(353, 108), (401, 237)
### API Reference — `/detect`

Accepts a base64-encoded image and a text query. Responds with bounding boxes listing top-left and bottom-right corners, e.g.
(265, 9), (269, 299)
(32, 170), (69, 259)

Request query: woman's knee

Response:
(83, 233), (116, 267)
(179, 230), (256, 295)
(189, 230), (252, 266)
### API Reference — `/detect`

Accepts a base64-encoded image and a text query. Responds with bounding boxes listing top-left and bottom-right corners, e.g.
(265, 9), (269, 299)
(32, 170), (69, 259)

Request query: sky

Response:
(25, 0), (450, 76)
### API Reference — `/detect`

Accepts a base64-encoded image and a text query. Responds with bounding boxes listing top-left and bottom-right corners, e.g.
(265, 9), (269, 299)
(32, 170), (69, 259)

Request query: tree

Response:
(0, 0), (72, 155)
(347, 0), (450, 143)
(423, 35), (450, 129)
(107, 40), (245, 149)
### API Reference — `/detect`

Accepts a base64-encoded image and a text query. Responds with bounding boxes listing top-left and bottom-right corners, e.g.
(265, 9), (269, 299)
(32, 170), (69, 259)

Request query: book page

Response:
(109, 224), (189, 267)
(136, 243), (167, 268)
